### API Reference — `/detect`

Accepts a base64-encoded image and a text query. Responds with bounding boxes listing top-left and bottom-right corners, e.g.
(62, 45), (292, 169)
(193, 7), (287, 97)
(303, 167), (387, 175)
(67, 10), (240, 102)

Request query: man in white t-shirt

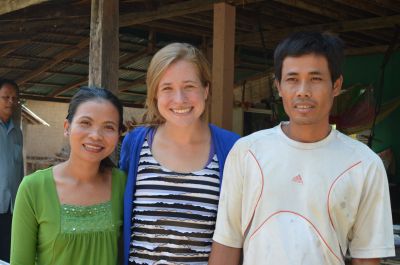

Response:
(209, 32), (395, 265)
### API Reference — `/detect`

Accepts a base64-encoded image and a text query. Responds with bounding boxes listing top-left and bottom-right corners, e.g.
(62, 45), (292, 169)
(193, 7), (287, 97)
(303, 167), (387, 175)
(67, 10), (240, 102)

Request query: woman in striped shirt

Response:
(120, 43), (240, 265)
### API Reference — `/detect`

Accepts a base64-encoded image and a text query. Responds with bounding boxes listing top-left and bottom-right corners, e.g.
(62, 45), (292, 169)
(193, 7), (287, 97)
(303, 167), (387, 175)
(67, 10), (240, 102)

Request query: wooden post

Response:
(88, 0), (119, 165)
(211, 2), (235, 130)
(88, 0), (119, 92)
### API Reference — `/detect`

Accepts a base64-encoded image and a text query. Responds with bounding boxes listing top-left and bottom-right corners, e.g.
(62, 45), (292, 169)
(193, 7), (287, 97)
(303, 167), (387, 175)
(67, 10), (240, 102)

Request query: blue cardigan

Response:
(119, 124), (240, 265)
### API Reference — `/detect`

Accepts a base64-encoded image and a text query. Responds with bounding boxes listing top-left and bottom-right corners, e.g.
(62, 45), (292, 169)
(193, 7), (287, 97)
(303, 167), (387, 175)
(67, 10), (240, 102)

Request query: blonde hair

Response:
(144, 43), (211, 125)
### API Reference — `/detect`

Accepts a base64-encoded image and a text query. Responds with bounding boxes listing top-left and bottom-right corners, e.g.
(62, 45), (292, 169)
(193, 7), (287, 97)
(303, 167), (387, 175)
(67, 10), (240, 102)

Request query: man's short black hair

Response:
(0, 78), (19, 94)
(274, 32), (344, 83)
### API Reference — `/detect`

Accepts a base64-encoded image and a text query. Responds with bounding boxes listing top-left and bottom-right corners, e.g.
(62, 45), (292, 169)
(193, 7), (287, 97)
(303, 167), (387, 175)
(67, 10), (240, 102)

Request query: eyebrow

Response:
(309, 71), (323, 75)
(78, 116), (118, 125)
(78, 116), (93, 120)
(183, 80), (197, 84)
(159, 80), (198, 86)
(285, 72), (299, 76)
(285, 71), (323, 76)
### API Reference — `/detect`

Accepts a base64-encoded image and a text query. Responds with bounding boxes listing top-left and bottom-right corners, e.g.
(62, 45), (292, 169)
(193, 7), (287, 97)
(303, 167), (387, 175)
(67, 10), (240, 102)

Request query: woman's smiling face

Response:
(65, 99), (120, 164)
(156, 59), (209, 128)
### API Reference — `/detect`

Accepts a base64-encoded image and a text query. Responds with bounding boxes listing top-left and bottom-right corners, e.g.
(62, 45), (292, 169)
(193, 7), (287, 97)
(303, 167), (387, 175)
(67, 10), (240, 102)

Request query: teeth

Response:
(84, 144), (103, 151)
(173, 108), (191, 114)
(296, 105), (312, 109)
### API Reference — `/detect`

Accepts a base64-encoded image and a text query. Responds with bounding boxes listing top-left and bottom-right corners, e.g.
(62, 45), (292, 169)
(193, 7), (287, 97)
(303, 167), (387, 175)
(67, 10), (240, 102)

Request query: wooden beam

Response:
(0, 0), (261, 33)
(120, 0), (214, 27)
(0, 40), (29, 57)
(49, 76), (146, 98)
(0, 0), (48, 15)
(20, 93), (144, 108)
(237, 14), (400, 45)
(272, 0), (347, 20)
(1, 2), (90, 21)
(118, 78), (146, 92)
(16, 38), (90, 86)
(120, 48), (149, 67)
(0, 18), (88, 34)
(120, 0), (263, 27)
(332, 0), (392, 17)
(49, 78), (88, 97)
(24, 81), (61, 88)
(345, 45), (400, 56)
(211, 3), (236, 130)
(88, 0), (119, 92)
(144, 21), (212, 37)
(0, 33), (33, 43)
(4, 54), (148, 75)
(120, 90), (147, 97)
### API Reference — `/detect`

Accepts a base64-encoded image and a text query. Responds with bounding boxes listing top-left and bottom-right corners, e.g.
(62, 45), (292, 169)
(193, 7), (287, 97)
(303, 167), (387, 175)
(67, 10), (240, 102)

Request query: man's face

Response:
(0, 84), (18, 122)
(275, 53), (342, 129)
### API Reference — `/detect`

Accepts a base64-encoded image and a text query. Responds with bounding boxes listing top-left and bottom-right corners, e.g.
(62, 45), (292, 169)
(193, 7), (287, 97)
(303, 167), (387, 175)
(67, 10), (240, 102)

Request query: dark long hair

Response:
(66, 87), (125, 170)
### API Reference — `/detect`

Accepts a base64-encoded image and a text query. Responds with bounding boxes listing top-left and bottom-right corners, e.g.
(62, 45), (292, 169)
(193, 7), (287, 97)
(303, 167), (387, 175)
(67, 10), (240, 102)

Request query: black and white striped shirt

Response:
(129, 139), (220, 265)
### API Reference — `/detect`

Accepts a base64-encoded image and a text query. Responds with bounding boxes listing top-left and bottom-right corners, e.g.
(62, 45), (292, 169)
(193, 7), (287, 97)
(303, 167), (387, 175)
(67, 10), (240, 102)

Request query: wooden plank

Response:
(211, 2), (236, 130)
(0, 0), (48, 15)
(0, 18), (88, 33)
(120, 0), (263, 27)
(118, 78), (146, 92)
(49, 77), (146, 98)
(120, 90), (147, 97)
(0, 0), (260, 33)
(332, 0), (392, 16)
(0, 40), (29, 57)
(345, 45), (399, 56)
(272, 0), (347, 20)
(144, 21), (212, 37)
(16, 38), (90, 86)
(120, 48), (149, 67)
(237, 14), (400, 45)
(20, 93), (144, 108)
(88, 0), (119, 92)
(49, 78), (88, 97)
(120, 0), (214, 27)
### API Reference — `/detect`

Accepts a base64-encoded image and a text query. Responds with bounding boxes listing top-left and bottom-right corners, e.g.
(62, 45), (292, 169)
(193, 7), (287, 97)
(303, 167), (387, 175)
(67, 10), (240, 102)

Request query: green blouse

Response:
(10, 167), (126, 265)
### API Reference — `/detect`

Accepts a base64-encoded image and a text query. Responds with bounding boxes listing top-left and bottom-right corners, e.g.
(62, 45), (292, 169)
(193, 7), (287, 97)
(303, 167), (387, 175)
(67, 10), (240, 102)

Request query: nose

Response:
(296, 80), (312, 98)
(173, 88), (187, 102)
(88, 127), (103, 140)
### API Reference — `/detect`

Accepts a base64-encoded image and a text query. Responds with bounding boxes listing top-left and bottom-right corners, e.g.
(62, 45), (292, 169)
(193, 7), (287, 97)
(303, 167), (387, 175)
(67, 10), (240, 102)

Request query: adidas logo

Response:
(292, 174), (303, 184)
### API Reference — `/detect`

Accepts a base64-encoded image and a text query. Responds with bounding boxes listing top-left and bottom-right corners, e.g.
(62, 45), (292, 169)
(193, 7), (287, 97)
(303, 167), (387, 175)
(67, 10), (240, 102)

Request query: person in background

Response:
(209, 32), (395, 265)
(11, 87), (126, 265)
(120, 43), (240, 265)
(0, 79), (23, 263)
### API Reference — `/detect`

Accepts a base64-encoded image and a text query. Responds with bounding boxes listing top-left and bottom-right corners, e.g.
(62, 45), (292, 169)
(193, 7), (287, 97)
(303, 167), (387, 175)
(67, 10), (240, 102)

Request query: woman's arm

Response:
(10, 180), (38, 265)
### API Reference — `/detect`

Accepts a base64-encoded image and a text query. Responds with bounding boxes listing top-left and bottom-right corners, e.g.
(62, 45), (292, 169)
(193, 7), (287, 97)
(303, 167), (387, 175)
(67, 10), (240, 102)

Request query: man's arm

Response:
(208, 241), (242, 265)
(351, 258), (380, 265)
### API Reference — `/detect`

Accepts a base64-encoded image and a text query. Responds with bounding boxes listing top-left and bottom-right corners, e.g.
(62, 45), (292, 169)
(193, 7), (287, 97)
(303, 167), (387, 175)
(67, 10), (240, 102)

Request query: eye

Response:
(185, 85), (195, 89)
(160, 86), (172, 91)
(311, 77), (322, 81)
(286, 77), (297, 82)
(104, 125), (117, 131)
(80, 120), (90, 126)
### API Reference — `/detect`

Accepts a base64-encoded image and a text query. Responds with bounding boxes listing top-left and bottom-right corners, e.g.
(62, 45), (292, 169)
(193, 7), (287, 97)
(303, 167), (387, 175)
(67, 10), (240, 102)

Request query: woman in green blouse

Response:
(10, 87), (126, 265)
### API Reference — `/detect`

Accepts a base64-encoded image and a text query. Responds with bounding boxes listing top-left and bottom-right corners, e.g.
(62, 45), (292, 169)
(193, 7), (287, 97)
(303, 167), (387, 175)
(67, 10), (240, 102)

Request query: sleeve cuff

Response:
(213, 233), (243, 248)
(350, 247), (396, 258)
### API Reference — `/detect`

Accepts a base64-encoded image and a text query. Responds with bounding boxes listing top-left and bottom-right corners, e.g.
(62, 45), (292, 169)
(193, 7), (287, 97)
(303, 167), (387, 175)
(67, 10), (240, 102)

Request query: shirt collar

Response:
(0, 119), (13, 130)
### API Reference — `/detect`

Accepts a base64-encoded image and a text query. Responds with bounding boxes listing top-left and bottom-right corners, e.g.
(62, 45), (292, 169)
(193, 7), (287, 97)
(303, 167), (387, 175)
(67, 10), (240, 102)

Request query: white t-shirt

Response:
(213, 123), (395, 265)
